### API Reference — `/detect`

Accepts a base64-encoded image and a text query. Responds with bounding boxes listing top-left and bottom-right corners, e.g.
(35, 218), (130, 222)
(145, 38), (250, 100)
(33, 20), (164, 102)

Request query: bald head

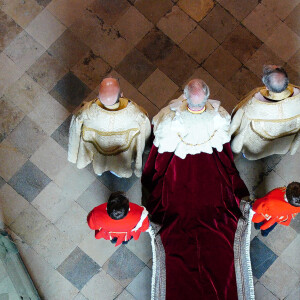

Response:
(262, 65), (289, 93)
(184, 79), (210, 109)
(98, 77), (121, 106)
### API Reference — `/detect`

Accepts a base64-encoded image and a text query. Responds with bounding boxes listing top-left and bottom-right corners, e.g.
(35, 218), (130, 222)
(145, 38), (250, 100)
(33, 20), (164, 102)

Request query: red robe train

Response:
(142, 143), (249, 300)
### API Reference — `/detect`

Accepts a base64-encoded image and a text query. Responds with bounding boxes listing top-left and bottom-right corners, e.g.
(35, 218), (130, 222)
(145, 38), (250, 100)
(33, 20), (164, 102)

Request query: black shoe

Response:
(261, 222), (277, 237)
(261, 230), (269, 237)
(110, 237), (118, 244)
(254, 222), (263, 230)
(122, 237), (133, 245)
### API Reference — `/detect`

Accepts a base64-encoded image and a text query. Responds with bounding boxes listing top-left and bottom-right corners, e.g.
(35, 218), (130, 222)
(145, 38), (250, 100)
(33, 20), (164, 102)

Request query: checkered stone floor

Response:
(0, 0), (299, 299)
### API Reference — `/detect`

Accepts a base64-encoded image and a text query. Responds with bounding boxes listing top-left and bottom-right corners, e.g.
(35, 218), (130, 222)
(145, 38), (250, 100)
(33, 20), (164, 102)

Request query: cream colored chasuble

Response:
(230, 84), (300, 160)
(68, 98), (151, 177)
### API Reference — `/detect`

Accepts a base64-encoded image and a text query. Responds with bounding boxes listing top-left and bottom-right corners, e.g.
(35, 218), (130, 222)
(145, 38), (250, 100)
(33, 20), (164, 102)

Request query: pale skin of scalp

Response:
(98, 77), (122, 108)
(98, 77), (209, 111)
(185, 79), (208, 111)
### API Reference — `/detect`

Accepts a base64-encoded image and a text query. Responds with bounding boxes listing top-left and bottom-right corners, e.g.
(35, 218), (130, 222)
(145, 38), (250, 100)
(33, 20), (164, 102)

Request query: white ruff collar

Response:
(152, 97), (231, 159)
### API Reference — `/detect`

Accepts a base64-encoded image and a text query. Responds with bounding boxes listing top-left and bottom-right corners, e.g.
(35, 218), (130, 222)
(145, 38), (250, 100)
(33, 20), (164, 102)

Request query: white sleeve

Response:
(145, 115), (151, 141)
(134, 115), (150, 177)
(210, 107), (231, 151)
(290, 131), (300, 155)
(229, 107), (245, 137)
(67, 114), (83, 163)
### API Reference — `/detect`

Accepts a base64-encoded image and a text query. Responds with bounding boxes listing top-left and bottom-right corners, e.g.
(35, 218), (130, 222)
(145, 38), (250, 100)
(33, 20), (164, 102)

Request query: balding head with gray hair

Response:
(262, 65), (289, 93)
(184, 79), (210, 109)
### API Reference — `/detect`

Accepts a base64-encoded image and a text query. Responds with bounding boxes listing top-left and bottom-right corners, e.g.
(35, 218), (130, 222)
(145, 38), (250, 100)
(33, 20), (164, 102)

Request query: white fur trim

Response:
(148, 226), (157, 300)
(153, 97), (231, 158)
(234, 201), (255, 300)
(132, 206), (149, 232)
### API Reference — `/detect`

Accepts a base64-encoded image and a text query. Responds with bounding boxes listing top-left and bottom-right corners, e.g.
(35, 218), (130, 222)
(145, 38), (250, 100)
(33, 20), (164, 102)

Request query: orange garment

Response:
(252, 187), (300, 230)
(87, 203), (149, 246)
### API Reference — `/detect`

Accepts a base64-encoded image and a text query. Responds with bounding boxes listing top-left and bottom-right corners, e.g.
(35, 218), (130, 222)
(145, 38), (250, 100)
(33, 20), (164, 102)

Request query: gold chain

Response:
(177, 130), (217, 146)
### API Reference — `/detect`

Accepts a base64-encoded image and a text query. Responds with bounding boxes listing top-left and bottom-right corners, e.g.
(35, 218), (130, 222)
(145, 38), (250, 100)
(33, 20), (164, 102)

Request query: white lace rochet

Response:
(153, 97), (231, 159)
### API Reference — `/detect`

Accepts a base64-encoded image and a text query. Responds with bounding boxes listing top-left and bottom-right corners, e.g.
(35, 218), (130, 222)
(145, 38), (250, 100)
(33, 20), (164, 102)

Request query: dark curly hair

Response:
(107, 191), (129, 220)
(286, 182), (300, 207)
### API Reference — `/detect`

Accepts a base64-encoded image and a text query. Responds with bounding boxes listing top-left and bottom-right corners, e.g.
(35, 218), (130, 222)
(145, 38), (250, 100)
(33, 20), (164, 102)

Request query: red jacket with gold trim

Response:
(87, 203), (150, 246)
(252, 187), (300, 230)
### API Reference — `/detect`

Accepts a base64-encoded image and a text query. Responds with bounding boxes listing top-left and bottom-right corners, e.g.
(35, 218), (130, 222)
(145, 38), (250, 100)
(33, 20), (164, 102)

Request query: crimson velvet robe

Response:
(142, 143), (249, 300)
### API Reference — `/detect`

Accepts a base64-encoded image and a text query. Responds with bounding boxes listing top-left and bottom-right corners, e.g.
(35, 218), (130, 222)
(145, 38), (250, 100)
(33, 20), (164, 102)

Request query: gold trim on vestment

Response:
(177, 130), (217, 146)
(250, 121), (299, 141)
(82, 126), (140, 156)
(260, 86), (294, 101)
(251, 113), (300, 123)
(96, 97), (129, 111)
(93, 98), (148, 118)
(231, 84), (300, 118)
(75, 98), (129, 116)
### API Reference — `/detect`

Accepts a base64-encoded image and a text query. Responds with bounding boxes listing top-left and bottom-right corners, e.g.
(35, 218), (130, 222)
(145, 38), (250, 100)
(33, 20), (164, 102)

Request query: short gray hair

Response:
(262, 65), (289, 93)
(184, 79), (210, 107)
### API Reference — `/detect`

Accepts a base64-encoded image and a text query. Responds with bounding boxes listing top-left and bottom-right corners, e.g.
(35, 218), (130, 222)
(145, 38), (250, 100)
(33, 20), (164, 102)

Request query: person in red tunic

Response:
(252, 182), (300, 236)
(87, 192), (150, 247)
(142, 79), (253, 300)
